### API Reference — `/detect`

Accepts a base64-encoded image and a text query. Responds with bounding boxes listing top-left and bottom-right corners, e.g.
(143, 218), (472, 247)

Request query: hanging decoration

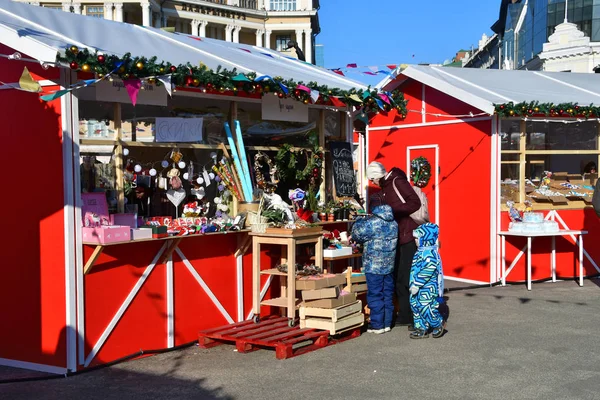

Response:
(253, 152), (279, 194)
(494, 101), (600, 118)
(274, 132), (324, 211)
(410, 156), (431, 188)
(58, 46), (408, 118)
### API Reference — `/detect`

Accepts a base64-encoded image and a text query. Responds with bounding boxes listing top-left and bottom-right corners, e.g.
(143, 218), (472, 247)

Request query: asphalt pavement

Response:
(2, 279), (600, 400)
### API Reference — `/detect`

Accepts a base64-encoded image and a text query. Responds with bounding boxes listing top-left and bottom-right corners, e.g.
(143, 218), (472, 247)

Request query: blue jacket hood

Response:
(372, 204), (395, 222)
(413, 223), (439, 247)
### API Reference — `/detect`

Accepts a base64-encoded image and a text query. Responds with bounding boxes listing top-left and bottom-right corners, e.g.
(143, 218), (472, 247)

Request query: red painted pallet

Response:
(198, 316), (361, 360)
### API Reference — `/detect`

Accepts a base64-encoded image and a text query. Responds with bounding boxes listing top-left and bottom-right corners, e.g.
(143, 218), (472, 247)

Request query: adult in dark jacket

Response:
(367, 161), (421, 327)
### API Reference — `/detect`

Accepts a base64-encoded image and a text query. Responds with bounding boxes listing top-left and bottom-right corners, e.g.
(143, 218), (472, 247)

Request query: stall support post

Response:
(113, 103), (125, 213)
(318, 109), (326, 200)
(596, 123), (600, 184)
(230, 101), (240, 215)
(519, 120), (526, 204)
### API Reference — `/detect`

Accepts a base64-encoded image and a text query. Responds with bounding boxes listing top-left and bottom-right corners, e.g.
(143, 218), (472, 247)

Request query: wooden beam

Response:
(83, 245), (104, 275)
(114, 103), (125, 213)
(519, 120), (526, 204)
(318, 109), (326, 200)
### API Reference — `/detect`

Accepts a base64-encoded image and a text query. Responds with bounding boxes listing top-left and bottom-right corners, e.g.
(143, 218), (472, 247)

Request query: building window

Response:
(275, 35), (291, 52)
(43, 4), (62, 10)
(269, 0), (296, 11)
(86, 5), (104, 18)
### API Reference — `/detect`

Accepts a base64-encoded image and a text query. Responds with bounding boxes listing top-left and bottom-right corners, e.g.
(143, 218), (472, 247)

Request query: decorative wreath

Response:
(254, 152), (280, 194)
(410, 156), (431, 188)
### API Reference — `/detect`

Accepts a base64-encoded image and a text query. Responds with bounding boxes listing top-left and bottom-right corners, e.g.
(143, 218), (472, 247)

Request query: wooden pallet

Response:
(198, 316), (360, 360)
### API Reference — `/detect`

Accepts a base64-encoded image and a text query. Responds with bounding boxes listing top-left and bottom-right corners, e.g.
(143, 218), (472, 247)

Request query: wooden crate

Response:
(300, 311), (364, 335)
(300, 300), (362, 322)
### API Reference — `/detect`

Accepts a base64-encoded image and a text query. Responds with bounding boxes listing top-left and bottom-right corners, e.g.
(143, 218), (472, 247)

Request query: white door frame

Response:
(406, 145), (440, 226)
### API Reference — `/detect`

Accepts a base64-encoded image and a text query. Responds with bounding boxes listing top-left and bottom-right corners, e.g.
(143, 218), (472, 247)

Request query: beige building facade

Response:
(19, 0), (320, 63)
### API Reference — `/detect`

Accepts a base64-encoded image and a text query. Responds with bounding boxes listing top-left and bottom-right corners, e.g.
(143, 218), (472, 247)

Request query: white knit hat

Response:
(366, 161), (386, 180)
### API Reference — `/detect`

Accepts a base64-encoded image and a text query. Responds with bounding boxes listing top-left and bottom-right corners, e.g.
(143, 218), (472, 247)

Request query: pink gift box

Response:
(82, 226), (131, 244)
(81, 193), (109, 227)
(131, 228), (153, 241)
(110, 213), (138, 228)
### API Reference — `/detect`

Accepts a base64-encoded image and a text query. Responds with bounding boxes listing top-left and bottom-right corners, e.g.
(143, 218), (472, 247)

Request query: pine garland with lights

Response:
(495, 101), (600, 118)
(58, 45), (408, 117)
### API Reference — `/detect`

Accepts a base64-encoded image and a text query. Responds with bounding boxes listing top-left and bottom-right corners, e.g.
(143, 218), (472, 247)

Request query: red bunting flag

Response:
(386, 64), (397, 70)
(363, 72), (377, 76)
(332, 69), (345, 76)
(330, 96), (345, 107)
(346, 63), (358, 68)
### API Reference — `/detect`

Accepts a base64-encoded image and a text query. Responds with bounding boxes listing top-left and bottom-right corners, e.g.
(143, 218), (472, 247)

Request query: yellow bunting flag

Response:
(18, 67), (41, 93)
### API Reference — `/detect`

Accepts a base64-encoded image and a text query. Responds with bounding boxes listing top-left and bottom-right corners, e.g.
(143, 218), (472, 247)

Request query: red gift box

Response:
(82, 226), (131, 244)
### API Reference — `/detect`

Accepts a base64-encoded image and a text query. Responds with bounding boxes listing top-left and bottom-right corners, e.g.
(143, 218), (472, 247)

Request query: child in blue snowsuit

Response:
(409, 223), (445, 339)
(351, 195), (398, 334)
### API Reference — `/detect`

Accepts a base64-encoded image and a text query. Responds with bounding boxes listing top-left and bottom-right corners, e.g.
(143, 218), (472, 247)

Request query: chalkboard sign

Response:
(329, 141), (357, 197)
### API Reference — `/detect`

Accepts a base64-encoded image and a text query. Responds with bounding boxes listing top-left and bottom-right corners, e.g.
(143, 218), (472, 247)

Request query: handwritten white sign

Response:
(94, 80), (168, 106)
(155, 117), (204, 143)
(262, 94), (309, 123)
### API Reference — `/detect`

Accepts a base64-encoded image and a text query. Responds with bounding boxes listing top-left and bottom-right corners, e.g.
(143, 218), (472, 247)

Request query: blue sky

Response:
(317, 0), (501, 86)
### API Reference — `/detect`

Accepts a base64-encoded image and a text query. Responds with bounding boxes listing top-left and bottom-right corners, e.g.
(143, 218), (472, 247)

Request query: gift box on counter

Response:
(301, 286), (340, 301)
(82, 226), (131, 244)
(110, 213), (137, 228)
(81, 193), (109, 227)
(296, 274), (346, 290)
(140, 225), (168, 238)
(323, 247), (353, 258)
(131, 228), (153, 241)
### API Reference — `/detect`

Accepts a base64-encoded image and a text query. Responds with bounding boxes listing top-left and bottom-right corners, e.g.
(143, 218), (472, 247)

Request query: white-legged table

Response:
(498, 230), (588, 291)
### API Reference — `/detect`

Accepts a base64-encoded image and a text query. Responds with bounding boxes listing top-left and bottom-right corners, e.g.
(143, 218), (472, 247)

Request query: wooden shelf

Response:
(79, 139), (314, 152)
(260, 297), (300, 308)
(82, 229), (250, 247)
(260, 268), (287, 276)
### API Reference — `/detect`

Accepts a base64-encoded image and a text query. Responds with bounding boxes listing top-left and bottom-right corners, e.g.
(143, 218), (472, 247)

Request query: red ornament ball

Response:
(185, 76), (194, 85)
(97, 54), (105, 63)
(69, 61), (78, 70)
(278, 92), (284, 98)
(170, 65), (177, 73)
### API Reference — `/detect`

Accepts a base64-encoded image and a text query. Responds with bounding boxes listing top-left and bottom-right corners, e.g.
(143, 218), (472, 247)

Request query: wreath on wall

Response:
(410, 156), (431, 188)
(274, 132), (324, 211)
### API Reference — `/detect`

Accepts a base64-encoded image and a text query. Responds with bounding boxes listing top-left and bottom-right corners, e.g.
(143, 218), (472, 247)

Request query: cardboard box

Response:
(323, 247), (353, 258)
(299, 311), (364, 335)
(350, 273), (366, 284)
(296, 274), (346, 290)
(301, 292), (357, 309)
(300, 300), (362, 321)
(349, 283), (368, 293)
(81, 192), (109, 227)
(82, 226), (131, 244)
(110, 213), (138, 228)
(301, 286), (340, 301)
(131, 228), (153, 241)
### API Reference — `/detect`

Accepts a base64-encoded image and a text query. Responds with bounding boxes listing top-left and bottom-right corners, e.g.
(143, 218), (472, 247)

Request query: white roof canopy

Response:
(381, 65), (600, 115)
(0, 0), (366, 91)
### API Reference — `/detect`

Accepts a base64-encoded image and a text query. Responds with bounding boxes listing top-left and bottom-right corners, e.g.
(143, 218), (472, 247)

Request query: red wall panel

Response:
(368, 118), (493, 282)
(0, 51), (66, 367)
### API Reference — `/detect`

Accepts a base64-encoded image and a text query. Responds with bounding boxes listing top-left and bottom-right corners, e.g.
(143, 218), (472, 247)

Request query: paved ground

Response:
(2, 279), (600, 400)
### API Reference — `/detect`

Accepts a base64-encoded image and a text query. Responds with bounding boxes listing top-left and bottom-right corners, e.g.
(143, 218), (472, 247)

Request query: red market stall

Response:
(0, 1), (380, 373)
(365, 65), (600, 286)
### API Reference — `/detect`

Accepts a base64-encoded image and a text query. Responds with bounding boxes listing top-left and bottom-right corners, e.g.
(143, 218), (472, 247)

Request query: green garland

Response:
(58, 45), (408, 117)
(410, 156), (431, 188)
(494, 101), (600, 118)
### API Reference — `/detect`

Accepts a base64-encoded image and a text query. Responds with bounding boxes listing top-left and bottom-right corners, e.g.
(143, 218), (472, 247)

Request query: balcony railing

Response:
(203, 0), (258, 10)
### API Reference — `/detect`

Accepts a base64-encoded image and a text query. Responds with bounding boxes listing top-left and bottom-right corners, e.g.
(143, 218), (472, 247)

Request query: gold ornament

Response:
(159, 67), (165, 73)
(69, 45), (79, 54)
(136, 62), (144, 70)
(81, 64), (91, 72)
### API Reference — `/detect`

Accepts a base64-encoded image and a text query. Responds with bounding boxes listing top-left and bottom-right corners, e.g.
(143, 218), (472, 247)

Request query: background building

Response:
(314, 43), (324, 67)
(17, 0), (321, 63)
(463, 0), (600, 73)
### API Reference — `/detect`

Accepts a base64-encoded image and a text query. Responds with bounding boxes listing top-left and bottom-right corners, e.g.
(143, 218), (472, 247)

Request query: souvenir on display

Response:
(523, 200), (533, 213)
(289, 188), (312, 222)
(540, 171), (552, 188)
(507, 200), (522, 222)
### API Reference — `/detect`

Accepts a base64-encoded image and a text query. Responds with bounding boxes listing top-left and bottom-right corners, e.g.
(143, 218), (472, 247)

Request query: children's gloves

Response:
(409, 285), (419, 296)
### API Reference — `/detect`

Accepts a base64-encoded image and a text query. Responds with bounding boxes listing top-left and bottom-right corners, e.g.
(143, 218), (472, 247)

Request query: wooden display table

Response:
(251, 227), (323, 327)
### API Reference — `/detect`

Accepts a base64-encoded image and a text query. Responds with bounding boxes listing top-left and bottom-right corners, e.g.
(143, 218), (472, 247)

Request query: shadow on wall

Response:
(0, 70), (66, 368)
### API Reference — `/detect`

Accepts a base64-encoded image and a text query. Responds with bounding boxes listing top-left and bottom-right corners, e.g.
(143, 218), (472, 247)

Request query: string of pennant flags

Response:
(329, 64), (407, 77)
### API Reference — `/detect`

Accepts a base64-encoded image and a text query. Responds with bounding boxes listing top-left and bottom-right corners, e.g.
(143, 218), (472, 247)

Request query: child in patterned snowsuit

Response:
(351, 194), (398, 334)
(409, 223), (445, 339)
